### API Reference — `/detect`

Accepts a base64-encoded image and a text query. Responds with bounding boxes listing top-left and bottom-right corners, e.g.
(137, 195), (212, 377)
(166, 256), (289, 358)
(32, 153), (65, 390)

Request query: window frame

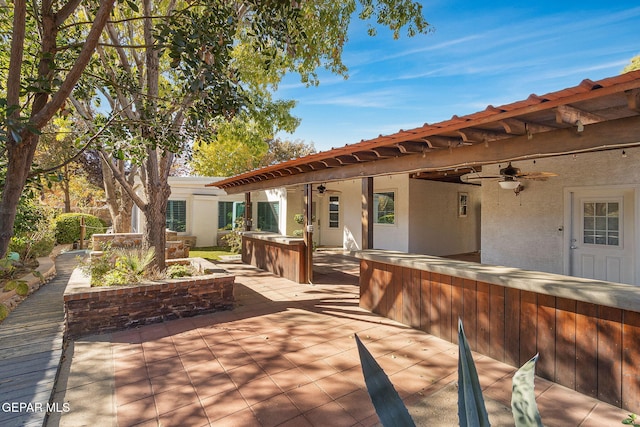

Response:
(257, 201), (280, 233)
(373, 191), (396, 225)
(166, 199), (187, 233)
(328, 195), (340, 228)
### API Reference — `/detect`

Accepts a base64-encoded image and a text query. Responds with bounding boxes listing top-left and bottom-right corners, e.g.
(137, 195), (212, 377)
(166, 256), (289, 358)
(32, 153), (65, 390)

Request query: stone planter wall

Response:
(91, 232), (192, 259)
(64, 258), (234, 338)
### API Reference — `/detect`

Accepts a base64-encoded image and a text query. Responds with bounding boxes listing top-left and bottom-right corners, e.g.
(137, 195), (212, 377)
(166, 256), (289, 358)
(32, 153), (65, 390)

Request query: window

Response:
(257, 201), (279, 232)
(583, 201), (620, 246)
(374, 192), (395, 224)
(166, 200), (186, 232)
(458, 193), (468, 217)
(218, 201), (245, 230)
(328, 196), (340, 228)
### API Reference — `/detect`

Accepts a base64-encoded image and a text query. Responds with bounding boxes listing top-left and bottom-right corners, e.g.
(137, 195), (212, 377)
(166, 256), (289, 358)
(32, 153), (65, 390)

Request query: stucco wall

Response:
(372, 175), (410, 252)
(481, 148), (640, 275)
(408, 179), (481, 256)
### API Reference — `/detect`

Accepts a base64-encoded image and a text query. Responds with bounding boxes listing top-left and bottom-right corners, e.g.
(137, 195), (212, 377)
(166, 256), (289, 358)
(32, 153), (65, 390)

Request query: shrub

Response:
(84, 247), (155, 286)
(54, 213), (105, 244)
(167, 264), (196, 278)
(222, 218), (244, 253)
(9, 220), (56, 260)
(15, 282), (29, 296)
(0, 304), (8, 321)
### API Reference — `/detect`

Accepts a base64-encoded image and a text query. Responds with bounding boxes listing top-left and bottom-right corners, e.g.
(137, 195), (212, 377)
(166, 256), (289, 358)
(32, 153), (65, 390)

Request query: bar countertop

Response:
(353, 249), (640, 313)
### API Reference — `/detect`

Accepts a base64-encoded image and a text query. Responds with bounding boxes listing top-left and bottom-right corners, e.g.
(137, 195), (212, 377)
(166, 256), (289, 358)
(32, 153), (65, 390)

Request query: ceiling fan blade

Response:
(520, 171), (559, 181)
(460, 172), (502, 183)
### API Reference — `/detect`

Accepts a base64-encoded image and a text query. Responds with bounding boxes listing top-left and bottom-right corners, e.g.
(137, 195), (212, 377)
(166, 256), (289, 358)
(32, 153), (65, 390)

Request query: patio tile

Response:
(145, 355), (183, 379)
(277, 414), (315, 427)
(149, 366), (191, 394)
(303, 401), (359, 427)
(226, 361), (267, 385)
(255, 354), (297, 375)
(315, 372), (361, 400)
(270, 367), (312, 391)
(335, 389), (377, 422)
(153, 383), (199, 415)
(116, 395), (157, 426)
(201, 389), (249, 422)
(157, 402), (209, 427)
(212, 407), (262, 427)
(286, 382), (333, 412)
(217, 352), (255, 370)
(251, 394), (303, 427)
(237, 375), (282, 406)
(178, 347), (216, 368)
(107, 254), (633, 427)
(115, 378), (152, 406)
(297, 360), (339, 381)
(191, 372), (237, 399)
(536, 383), (599, 426)
(114, 363), (149, 387)
(142, 343), (179, 363)
(184, 358), (225, 380)
(578, 402), (633, 427)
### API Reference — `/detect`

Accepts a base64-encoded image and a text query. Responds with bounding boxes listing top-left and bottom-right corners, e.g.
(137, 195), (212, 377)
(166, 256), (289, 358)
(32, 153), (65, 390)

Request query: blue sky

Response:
(275, 1), (640, 152)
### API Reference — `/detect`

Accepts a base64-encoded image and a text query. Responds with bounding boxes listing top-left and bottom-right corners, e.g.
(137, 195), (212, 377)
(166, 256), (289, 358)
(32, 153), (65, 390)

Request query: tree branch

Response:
(28, 0), (116, 131)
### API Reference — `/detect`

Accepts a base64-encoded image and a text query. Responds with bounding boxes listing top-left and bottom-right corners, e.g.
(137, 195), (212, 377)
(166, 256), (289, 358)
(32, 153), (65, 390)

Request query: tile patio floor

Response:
(59, 253), (632, 426)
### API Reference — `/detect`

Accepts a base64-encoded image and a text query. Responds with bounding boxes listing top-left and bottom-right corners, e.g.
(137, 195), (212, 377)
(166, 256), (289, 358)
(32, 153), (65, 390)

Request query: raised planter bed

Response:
(63, 257), (234, 338)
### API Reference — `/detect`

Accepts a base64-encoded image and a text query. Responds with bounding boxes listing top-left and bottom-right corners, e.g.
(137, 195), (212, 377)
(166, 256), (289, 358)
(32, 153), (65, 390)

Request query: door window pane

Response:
(583, 201), (620, 246)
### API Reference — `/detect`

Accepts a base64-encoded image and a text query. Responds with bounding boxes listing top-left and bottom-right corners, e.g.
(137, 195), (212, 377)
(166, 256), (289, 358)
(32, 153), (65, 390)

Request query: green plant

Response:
(53, 213), (105, 244)
(15, 282), (29, 296)
(9, 220), (56, 260)
(222, 218), (244, 253)
(355, 319), (542, 427)
(3, 279), (29, 296)
(623, 413), (639, 426)
(0, 304), (8, 321)
(83, 247), (155, 286)
(167, 264), (195, 278)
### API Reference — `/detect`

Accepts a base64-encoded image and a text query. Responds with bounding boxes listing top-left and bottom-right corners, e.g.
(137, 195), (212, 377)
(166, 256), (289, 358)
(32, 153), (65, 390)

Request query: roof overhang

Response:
(208, 70), (640, 194)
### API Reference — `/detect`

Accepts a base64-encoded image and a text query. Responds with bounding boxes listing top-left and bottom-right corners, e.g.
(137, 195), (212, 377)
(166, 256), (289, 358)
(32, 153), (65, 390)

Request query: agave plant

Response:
(356, 318), (542, 427)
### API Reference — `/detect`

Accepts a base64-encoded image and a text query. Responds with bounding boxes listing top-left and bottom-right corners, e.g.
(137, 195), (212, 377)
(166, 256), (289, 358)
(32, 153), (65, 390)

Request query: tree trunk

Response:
(142, 159), (171, 271)
(0, 0), (115, 258)
(102, 157), (134, 233)
(62, 164), (72, 213)
(0, 135), (39, 256)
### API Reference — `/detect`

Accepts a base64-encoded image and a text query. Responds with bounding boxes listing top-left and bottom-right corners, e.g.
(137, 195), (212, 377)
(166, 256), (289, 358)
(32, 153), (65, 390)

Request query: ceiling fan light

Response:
(498, 180), (521, 190)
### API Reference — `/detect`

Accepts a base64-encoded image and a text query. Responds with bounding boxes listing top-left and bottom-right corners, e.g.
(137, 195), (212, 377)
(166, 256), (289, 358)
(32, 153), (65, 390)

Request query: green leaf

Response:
(355, 334), (416, 427)
(511, 354), (543, 427)
(458, 319), (490, 427)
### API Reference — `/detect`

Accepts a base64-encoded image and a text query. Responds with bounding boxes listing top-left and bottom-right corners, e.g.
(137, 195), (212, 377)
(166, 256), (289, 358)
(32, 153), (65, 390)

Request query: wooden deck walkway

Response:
(0, 252), (80, 427)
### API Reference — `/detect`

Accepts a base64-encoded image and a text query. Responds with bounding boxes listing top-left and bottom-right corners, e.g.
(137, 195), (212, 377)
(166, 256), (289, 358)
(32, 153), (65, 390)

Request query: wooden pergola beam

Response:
(218, 115), (640, 193)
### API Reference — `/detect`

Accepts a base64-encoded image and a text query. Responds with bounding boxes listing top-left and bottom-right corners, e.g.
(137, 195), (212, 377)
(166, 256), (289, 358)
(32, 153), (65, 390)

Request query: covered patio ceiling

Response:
(209, 70), (640, 194)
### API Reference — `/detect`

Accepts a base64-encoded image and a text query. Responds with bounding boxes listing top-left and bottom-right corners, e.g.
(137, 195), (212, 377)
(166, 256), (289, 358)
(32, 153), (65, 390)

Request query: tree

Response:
(259, 138), (316, 168)
(76, 0), (429, 271)
(0, 0), (116, 258)
(623, 55), (640, 73)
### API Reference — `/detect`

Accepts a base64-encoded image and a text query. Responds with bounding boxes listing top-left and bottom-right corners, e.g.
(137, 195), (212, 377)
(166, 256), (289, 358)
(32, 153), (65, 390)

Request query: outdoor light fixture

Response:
(575, 120), (584, 133)
(317, 184), (326, 194)
(498, 178), (521, 190)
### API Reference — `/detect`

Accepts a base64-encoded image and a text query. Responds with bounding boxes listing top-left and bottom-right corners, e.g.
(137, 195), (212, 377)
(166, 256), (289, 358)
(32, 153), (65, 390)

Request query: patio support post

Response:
(362, 177), (374, 249)
(304, 183), (313, 283)
(244, 192), (252, 231)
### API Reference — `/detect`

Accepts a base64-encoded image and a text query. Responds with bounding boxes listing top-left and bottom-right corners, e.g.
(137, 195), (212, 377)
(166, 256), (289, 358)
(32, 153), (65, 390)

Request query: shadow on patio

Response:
(52, 252), (632, 427)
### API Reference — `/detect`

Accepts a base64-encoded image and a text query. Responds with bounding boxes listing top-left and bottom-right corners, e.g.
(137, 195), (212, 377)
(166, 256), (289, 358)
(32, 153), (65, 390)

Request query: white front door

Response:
(568, 187), (636, 285)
